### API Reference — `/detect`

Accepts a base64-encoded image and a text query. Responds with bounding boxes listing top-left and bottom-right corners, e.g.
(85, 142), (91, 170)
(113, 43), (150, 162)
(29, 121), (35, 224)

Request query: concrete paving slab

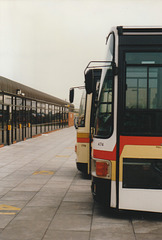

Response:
(17, 177), (50, 185)
(93, 205), (131, 224)
(91, 222), (133, 233)
(0, 173), (10, 179)
(0, 220), (49, 240)
(72, 175), (92, 186)
(35, 189), (66, 198)
(132, 220), (162, 234)
(48, 175), (74, 182)
(57, 201), (93, 215)
(54, 168), (77, 177)
(27, 195), (62, 207)
(0, 215), (16, 229)
(0, 191), (37, 201)
(0, 188), (11, 196)
(0, 200), (28, 209)
(15, 206), (57, 222)
(64, 191), (93, 203)
(49, 213), (92, 231)
(0, 127), (162, 240)
(43, 230), (90, 240)
(12, 183), (43, 192)
(90, 231), (136, 240)
(0, 179), (25, 188)
(92, 214), (131, 226)
(7, 170), (34, 178)
(40, 185), (68, 195)
(135, 233), (162, 240)
(44, 181), (71, 189)
(68, 184), (91, 193)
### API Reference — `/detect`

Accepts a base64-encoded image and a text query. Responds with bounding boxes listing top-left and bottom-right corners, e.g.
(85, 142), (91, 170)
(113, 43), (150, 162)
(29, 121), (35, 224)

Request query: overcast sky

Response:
(1, 0), (162, 108)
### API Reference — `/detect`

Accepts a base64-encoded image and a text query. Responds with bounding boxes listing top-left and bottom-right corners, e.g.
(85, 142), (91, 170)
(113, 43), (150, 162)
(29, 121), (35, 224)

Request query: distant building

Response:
(0, 76), (74, 146)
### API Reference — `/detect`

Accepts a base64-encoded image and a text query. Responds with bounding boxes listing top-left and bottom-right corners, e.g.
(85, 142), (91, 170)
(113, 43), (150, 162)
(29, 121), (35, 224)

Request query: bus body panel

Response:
(117, 28), (162, 212)
(119, 184), (162, 212)
(91, 26), (162, 213)
(75, 68), (101, 176)
(119, 137), (162, 212)
(76, 93), (92, 174)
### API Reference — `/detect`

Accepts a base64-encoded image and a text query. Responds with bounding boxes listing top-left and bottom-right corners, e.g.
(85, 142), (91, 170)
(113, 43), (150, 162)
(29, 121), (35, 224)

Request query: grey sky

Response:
(1, 0), (162, 108)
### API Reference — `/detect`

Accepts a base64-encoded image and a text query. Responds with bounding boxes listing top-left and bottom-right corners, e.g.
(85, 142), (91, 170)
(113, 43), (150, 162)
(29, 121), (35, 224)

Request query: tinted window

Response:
(78, 90), (86, 127)
(95, 67), (113, 137)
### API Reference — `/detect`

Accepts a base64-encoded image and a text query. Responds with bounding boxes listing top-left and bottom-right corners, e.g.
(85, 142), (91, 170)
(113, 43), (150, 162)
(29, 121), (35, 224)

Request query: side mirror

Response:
(69, 88), (74, 103)
(85, 69), (102, 94)
(85, 70), (93, 94)
(74, 117), (78, 129)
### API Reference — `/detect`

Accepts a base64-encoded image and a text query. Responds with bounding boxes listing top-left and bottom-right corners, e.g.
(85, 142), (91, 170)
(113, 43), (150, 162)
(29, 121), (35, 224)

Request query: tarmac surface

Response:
(0, 127), (162, 240)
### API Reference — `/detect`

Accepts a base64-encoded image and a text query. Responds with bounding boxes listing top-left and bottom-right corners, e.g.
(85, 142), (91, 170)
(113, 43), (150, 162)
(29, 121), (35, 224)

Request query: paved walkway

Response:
(0, 127), (162, 240)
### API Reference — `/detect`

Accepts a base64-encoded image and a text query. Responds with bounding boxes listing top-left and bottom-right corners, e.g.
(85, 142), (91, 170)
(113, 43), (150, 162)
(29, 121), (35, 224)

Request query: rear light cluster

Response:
(96, 161), (111, 178)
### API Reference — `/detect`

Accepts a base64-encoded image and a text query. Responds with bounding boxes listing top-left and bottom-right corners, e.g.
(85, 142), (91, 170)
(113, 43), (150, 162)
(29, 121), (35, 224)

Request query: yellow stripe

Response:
(0, 204), (21, 211)
(0, 212), (16, 215)
(111, 161), (116, 181)
(33, 170), (54, 175)
(77, 133), (89, 138)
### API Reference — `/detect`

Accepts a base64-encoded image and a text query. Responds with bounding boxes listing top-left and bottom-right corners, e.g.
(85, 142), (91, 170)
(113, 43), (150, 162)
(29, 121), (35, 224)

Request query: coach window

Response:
(26, 100), (31, 127)
(12, 97), (16, 142)
(54, 106), (57, 127)
(4, 95), (12, 105)
(78, 90), (86, 127)
(16, 97), (22, 126)
(0, 103), (2, 144)
(32, 101), (37, 124)
(55, 106), (59, 128)
(41, 103), (45, 124)
(0, 94), (3, 103)
(48, 105), (51, 131)
(52, 105), (55, 129)
(62, 107), (64, 127)
(26, 100), (31, 107)
(16, 97), (22, 106)
(26, 100), (31, 123)
(65, 107), (68, 125)
(95, 65), (114, 137)
(45, 104), (49, 123)
(49, 105), (52, 121)
(37, 103), (41, 134)
(123, 52), (162, 135)
(37, 102), (41, 124)
(13, 98), (16, 135)
(0, 95), (2, 145)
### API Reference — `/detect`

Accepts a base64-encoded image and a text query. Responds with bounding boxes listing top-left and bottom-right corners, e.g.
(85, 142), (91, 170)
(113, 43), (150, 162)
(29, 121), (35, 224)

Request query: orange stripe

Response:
(32, 134), (42, 138)
(120, 136), (162, 155)
(77, 137), (90, 143)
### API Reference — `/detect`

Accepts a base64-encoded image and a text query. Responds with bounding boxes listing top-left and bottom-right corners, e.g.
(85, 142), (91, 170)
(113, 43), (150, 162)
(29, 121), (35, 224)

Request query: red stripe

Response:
(77, 138), (90, 143)
(93, 145), (116, 161)
(93, 136), (162, 161)
(120, 136), (162, 155)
